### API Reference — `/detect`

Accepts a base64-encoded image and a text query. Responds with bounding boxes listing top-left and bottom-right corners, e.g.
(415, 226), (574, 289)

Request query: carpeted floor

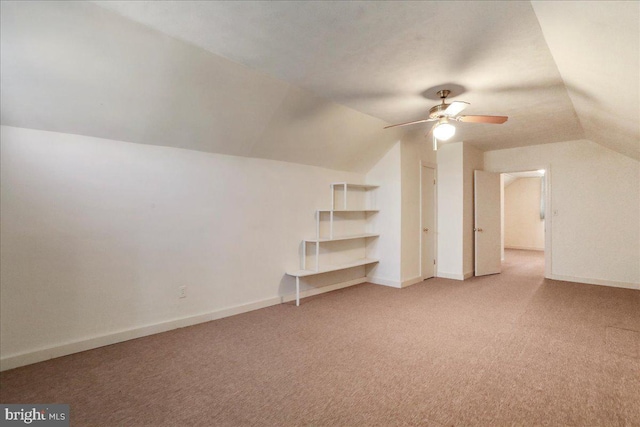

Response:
(1, 250), (639, 426)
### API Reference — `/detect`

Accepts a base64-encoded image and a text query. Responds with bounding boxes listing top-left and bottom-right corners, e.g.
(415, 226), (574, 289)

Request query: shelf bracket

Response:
(343, 183), (348, 210)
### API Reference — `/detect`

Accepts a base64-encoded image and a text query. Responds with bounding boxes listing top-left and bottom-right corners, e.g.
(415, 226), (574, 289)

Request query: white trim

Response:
(549, 274), (639, 291)
(542, 166), (552, 278)
(368, 276), (402, 288)
(436, 272), (466, 281)
(401, 276), (424, 288)
(0, 277), (366, 372)
(505, 245), (545, 251)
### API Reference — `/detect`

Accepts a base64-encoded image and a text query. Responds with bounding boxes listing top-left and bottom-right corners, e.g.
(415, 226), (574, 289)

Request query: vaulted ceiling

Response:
(1, 1), (638, 172)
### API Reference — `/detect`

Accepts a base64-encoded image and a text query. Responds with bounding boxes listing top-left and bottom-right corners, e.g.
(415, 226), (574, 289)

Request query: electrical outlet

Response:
(178, 286), (187, 299)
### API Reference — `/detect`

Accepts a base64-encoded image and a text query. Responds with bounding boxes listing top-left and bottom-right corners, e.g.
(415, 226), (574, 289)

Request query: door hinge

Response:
(433, 179), (436, 185)
(433, 259), (436, 265)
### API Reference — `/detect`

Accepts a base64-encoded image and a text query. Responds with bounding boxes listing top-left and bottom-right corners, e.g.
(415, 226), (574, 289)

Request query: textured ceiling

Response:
(2, 1), (638, 168)
(94, 0), (639, 158)
(93, 0), (590, 153)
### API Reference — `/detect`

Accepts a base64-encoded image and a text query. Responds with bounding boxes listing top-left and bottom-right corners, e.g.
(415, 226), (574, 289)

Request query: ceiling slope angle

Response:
(532, 1), (640, 161)
(0, 1), (401, 174)
(4, 1), (637, 164)
(93, 0), (590, 152)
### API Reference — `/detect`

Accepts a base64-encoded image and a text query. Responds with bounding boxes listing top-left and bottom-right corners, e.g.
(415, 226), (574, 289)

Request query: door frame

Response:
(495, 165), (552, 279)
(420, 161), (438, 279)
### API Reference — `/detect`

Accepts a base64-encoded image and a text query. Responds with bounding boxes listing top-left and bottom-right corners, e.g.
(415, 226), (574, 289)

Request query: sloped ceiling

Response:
(0, 1), (401, 173)
(1, 1), (638, 172)
(531, 1), (639, 160)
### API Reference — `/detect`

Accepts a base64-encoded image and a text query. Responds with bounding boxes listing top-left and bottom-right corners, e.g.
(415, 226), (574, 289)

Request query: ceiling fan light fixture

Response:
(433, 120), (456, 141)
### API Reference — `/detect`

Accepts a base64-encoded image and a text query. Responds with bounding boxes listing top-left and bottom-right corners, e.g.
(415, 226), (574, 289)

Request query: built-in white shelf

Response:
(331, 182), (379, 190)
(304, 233), (379, 243)
(286, 182), (380, 306)
(286, 258), (379, 278)
(331, 182), (378, 211)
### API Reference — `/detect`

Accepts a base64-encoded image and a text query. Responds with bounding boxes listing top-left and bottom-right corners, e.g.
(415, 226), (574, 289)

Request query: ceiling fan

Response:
(384, 90), (508, 149)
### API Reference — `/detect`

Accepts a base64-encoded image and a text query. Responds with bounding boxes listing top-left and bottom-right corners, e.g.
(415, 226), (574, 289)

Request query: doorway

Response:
(421, 164), (436, 280)
(500, 169), (548, 276)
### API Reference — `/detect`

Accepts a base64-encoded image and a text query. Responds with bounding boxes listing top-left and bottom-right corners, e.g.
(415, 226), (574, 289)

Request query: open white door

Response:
(474, 170), (501, 276)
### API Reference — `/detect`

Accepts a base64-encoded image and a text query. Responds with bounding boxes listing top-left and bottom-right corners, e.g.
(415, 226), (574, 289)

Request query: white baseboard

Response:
(549, 274), (640, 291)
(436, 271), (465, 281)
(505, 245), (544, 251)
(367, 275), (424, 288)
(368, 275), (402, 288)
(0, 277), (366, 372)
(401, 276), (424, 288)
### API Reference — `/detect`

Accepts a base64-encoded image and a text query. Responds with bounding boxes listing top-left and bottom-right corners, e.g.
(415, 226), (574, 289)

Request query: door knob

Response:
(423, 228), (429, 232)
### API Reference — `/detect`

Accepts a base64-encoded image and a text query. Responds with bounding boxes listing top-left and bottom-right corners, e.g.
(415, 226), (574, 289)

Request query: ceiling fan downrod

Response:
(429, 90), (452, 118)
(437, 89), (451, 102)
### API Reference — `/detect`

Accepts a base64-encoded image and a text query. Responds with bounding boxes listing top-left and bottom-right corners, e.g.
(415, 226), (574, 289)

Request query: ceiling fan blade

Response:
(458, 115), (508, 124)
(383, 118), (435, 129)
(444, 101), (469, 116)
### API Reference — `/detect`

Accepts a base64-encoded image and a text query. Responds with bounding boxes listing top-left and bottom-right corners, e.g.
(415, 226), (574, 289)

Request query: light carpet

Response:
(1, 250), (639, 426)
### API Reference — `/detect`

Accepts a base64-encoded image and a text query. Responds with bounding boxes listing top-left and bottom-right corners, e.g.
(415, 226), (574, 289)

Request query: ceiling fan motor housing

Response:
(429, 103), (450, 119)
(429, 89), (453, 119)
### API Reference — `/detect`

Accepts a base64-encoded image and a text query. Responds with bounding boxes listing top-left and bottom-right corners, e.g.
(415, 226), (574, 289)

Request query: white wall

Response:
(0, 126), (366, 369)
(436, 141), (483, 280)
(366, 130), (438, 289)
(485, 139), (640, 289)
(366, 142), (402, 287)
(436, 142), (464, 279)
(400, 131), (437, 286)
(504, 177), (545, 250)
(463, 144), (484, 277)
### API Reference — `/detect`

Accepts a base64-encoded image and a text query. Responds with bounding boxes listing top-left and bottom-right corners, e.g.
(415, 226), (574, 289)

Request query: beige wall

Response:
(485, 139), (639, 289)
(436, 142), (464, 279)
(366, 142), (402, 287)
(504, 178), (545, 251)
(436, 141), (484, 280)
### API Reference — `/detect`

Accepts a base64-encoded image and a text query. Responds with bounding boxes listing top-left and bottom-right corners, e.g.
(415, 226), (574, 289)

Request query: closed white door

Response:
(474, 170), (501, 276)
(421, 166), (436, 279)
